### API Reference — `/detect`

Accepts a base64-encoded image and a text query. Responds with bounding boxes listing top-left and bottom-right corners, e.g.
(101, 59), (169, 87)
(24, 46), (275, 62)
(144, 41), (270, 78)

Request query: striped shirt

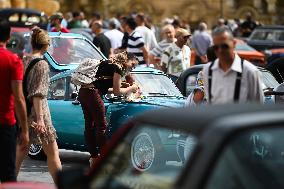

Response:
(150, 39), (174, 58)
(127, 31), (145, 64)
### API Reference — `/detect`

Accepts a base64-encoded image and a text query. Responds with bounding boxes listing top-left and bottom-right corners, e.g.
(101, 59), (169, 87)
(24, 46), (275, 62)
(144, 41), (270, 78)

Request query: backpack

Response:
(71, 58), (102, 86)
(23, 58), (43, 116)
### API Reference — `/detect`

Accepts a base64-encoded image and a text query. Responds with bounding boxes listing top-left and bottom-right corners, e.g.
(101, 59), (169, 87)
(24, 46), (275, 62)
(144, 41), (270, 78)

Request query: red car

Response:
(190, 39), (265, 66)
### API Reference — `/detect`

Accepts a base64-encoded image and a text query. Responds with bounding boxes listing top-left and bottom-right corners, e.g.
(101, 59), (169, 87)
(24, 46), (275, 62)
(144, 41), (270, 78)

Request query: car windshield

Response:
(90, 124), (196, 189)
(235, 43), (256, 51)
(206, 127), (284, 189)
(47, 37), (104, 65)
(132, 73), (183, 97)
(250, 30), (275, 41)
(260, 70), (279, 89)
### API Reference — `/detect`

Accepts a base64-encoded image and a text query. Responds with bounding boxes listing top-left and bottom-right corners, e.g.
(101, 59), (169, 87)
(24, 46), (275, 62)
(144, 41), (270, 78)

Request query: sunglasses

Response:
(212, 43), (230, 51)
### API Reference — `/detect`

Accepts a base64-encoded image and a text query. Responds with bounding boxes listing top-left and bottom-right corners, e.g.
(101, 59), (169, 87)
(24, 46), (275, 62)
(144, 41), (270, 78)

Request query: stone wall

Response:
(0, 0), (60, 15)
(1, 0), (283, 25)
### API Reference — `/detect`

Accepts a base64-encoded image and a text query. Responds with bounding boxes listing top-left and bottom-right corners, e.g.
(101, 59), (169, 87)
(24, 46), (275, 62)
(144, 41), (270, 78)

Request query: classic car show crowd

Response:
(0, 7), (284, 189)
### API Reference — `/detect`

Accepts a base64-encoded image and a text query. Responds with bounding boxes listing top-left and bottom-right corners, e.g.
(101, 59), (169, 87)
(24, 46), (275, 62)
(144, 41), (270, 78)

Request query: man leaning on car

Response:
(0, 19), (29, 182)
(203, 26), (264, 105)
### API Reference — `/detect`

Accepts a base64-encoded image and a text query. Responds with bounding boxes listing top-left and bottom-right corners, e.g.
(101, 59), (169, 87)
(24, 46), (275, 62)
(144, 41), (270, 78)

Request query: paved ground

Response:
(18, 149), (90, 186)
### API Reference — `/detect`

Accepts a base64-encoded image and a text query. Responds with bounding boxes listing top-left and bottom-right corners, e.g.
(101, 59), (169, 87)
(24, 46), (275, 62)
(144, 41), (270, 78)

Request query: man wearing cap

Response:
(50, 13), (70, 33)
(160, 28), (191, 75)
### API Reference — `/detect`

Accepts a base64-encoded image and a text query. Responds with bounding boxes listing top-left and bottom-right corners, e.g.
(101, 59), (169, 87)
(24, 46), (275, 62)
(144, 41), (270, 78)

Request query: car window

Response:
(48, 78), (66, 100)
(250, 30), (274, 41)
(90, 124), (197, 189)
(235, 43), (256, 51)
(206, 127), (284, 189)
(186, 74), (198, 96)
(47, 37), (104, 65)
(8, 13), (20, 22)
(133, 73), (183, 97)
(275, 31), (284, 41)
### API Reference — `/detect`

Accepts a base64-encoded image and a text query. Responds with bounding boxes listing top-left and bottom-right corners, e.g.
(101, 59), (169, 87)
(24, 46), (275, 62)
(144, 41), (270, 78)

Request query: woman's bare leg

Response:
(42, 141), (62, 183)
(15, 143), (30, 176)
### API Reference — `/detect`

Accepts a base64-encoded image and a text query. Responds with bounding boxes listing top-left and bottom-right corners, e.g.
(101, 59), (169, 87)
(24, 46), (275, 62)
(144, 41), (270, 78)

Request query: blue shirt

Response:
(191, 31), (212, 56)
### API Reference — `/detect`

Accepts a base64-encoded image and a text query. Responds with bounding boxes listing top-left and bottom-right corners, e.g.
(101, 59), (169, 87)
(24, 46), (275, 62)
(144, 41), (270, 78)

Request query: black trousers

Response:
(0, 124), (17, 182)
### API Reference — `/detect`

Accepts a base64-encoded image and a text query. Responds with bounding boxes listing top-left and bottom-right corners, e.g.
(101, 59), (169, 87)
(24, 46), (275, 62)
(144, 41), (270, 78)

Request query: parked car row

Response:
(3, 28), (284, 189)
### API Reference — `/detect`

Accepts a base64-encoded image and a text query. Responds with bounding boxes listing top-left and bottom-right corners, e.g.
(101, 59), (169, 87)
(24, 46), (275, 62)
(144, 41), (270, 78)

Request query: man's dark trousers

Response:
(0, 124), (17, 182)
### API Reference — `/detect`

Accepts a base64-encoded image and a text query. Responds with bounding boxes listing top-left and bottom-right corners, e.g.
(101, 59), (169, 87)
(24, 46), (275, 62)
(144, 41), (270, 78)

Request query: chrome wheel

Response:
(29, 144), (42, 156)
(131, 133), (155, 171)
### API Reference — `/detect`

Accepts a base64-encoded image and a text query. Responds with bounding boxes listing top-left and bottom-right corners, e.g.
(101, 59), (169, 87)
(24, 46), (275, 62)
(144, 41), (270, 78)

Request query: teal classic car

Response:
(9, 32), (186, 168)
(29, 67), (185, 163)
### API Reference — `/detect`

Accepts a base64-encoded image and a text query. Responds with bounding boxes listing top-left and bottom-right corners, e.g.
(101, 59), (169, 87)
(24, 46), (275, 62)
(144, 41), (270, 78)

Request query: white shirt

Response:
(135, 26), (158, 50)
(161, 43), (191, 74)
(104, 29), (124, 49)
(203, 54), (264, 105)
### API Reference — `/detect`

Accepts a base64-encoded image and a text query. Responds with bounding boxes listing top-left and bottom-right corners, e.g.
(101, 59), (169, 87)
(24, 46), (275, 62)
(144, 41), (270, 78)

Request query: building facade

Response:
(1, 0), (283, 27)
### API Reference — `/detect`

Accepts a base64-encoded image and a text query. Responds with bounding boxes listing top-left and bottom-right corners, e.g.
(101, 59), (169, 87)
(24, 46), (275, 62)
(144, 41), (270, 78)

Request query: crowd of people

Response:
(0, 9), (263, 183)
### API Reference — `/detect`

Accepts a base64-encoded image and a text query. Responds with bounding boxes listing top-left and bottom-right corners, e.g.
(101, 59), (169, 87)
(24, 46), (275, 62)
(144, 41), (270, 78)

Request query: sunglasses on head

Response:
(212, 43), (230, 51)
(183, 35), (191, 40)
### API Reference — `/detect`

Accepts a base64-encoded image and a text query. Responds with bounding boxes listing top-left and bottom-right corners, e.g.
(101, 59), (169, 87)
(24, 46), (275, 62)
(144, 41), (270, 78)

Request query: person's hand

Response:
(32, 118), (46, 134)
(131, 84), (139, 93)
(18, 130), (29, 152)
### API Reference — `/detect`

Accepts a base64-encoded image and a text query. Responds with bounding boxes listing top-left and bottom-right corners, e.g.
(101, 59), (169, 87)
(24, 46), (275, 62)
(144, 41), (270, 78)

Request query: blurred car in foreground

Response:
(7, 32), (106, 75)
(190, 39), (265, 66)
(28, 67), (185, 160)
(247, 25), (284, 51)
(0, 8), (48, 32)
(56, 104), (284, 189)
(175, 64), (280, 103)
(0, 182), (55, 189)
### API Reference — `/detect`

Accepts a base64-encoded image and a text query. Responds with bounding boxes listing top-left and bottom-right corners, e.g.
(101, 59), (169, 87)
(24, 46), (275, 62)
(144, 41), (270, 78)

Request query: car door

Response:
(48, 77), (86, 151)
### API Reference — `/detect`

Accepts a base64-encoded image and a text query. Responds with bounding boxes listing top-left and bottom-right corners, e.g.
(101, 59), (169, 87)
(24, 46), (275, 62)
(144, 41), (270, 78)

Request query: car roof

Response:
(0, 8), (45, 16)
(254, 25), (284, 30)
(135, 104), (284, 136)
(11, 31), (87, 39)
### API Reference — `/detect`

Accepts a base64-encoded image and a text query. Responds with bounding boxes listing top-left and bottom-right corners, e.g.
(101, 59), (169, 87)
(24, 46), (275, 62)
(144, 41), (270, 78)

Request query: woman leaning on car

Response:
(16, 28), (62, 182)
(77, 51), (139, 166)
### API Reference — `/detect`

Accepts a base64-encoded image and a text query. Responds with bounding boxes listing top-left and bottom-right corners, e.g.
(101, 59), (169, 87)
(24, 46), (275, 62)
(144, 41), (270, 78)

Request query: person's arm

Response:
(113, 73), (138, 96)
(141, 46), (149, 66)
(160, 49), (170, 73)
(32, 97), (46, 134)
(11, 81), (29, 151)
(249, 69), (264, 103)
(11, 57), (29, 151)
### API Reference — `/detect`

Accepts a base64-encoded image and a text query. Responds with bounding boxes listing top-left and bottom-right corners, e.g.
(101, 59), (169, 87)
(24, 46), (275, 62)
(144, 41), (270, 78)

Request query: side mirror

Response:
(56, 167), (89, 189)
(274, 83), (284, 104)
